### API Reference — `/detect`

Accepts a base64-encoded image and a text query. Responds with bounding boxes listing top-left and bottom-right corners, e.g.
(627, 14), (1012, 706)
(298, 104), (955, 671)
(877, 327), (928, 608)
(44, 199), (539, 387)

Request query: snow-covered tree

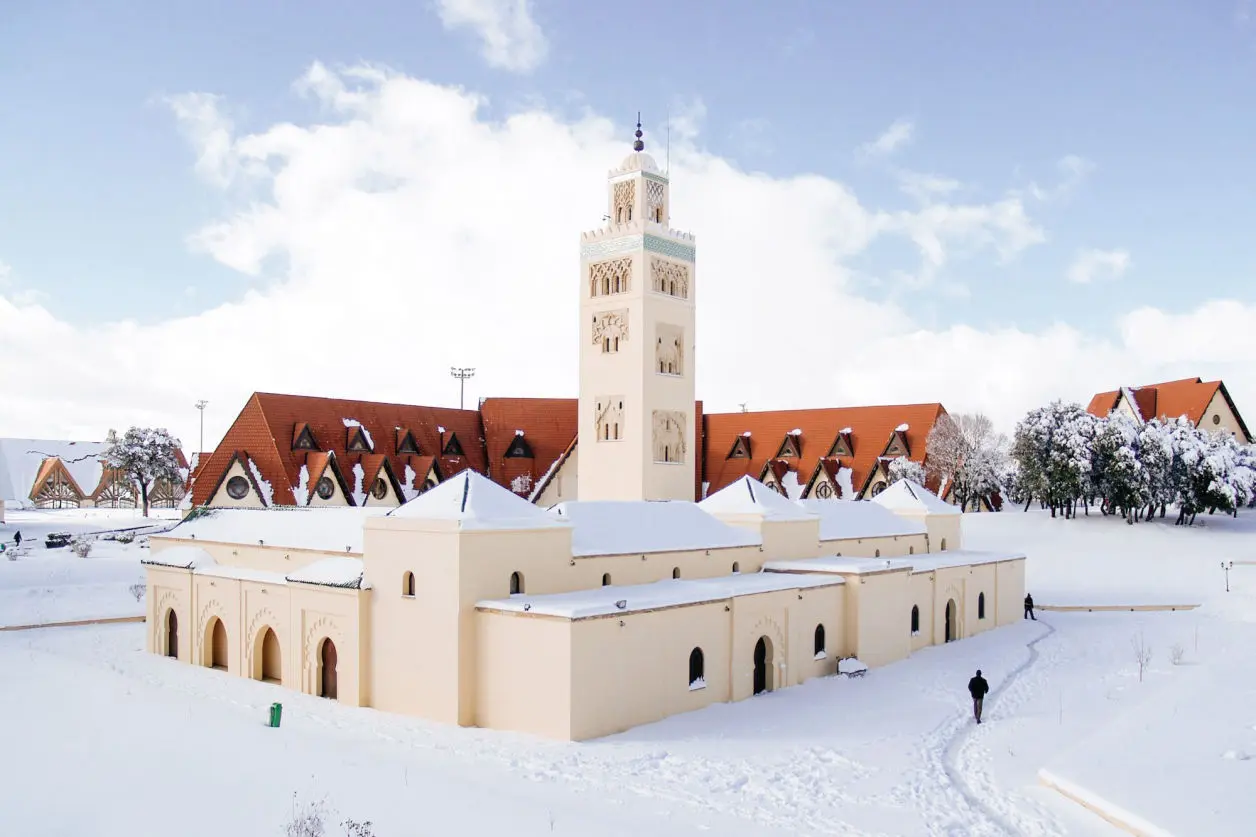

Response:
(886, 457), (926, 486)
(1136, 419), (1175, 521)
(924, 413), (1006, 512)
(1090, 413), (1146, 523)
(1010, 401), (1096, 518)
(102, 427), (184, 517)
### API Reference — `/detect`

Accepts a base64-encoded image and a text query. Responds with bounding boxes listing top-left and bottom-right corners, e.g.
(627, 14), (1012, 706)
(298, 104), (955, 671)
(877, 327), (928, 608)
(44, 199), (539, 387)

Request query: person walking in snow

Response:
(1024, 593), (1036, 620)
(968, 669), (989, 724)
(12, 530), (20, 547)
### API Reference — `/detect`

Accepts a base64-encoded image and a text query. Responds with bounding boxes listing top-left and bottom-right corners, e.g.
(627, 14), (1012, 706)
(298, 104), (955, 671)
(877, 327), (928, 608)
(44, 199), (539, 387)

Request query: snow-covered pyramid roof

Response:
(548, 500), (760, 557)
(698, 475), (816, 521)
(796, 498), (926, 540)
(389, 469), (568, 530)
(870, 479), (959, 515)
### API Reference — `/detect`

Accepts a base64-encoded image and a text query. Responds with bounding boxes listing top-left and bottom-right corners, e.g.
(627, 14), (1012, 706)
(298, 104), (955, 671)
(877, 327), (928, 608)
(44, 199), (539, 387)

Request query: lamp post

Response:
(195, 400), (208, 454)
(1222, 560), (1233, 592)
(450, 367), (475, 410)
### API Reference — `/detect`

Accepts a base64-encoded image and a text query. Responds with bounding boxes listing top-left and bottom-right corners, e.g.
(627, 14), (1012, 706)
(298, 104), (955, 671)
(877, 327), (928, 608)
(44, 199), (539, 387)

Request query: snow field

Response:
(1, 506), (1254, 835)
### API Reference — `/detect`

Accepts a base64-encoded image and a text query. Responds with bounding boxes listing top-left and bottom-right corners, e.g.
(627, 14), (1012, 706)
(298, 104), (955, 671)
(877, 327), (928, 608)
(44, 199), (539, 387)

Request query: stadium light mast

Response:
(450, 368), (476, 410)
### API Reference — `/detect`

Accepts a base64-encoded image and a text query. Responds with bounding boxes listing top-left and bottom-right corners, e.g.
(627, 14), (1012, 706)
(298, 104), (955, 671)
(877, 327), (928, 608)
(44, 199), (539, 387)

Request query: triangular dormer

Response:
(776, 432), (801, 459)
(827, 429), (853, 458)
(505, 433), (533, 459)
(346, 425), (373, 453)
(883, 429), (910, 458)
(396, 428), (420, 456)
(443, 432), (465, 457)
(726, 435), (751, 459)
(306, 451), (353, 506)
(292, 423), (318, 451)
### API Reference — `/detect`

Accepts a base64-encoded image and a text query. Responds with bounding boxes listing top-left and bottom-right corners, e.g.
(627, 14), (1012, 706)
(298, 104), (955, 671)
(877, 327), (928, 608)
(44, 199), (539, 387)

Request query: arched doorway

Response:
(753, 636), (775, 695)
(255, 627), (282, 684)
(944, 599), (957, 643)
(319, 638), (338, 700)
(165, 609), (178, 659)
(208, 618), (228, 670)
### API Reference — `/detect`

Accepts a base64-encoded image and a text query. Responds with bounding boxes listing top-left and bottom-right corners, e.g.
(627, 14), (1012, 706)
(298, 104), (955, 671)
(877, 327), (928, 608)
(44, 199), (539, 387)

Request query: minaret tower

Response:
(577, 117), (697, 502)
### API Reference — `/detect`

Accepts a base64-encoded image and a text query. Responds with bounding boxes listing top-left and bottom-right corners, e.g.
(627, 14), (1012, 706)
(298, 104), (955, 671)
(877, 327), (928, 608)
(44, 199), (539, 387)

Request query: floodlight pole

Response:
(1222, 560), (1233, 592)
(450, 367), (476, 410)
(195, 400), (208, 454)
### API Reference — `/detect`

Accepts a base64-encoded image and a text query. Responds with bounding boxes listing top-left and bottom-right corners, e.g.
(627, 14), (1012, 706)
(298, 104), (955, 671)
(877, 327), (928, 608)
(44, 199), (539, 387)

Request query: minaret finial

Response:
(633, 112), (645, 152)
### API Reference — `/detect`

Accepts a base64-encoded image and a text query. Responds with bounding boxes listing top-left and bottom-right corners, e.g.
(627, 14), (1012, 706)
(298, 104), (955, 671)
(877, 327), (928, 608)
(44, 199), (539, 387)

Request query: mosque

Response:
(143, 126), (1026, 741)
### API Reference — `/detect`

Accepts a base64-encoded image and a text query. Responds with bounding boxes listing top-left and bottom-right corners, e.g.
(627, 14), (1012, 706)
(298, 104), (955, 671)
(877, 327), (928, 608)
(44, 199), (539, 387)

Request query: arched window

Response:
(402, 572), (415, 597)
(940, 538), (948, 552)
(813, 624), (826, 657)
(978, 592), (986, 620)
(510, 572), (524, 595)
(688, 647), (705, 688)
(731, 562), (740, 574)
(911, 605), (920, 634)
(909, 545), (915, 555)
(672, 567), (681, 579)
(875, 548), (881, 558)
(602, 573), (612, 587)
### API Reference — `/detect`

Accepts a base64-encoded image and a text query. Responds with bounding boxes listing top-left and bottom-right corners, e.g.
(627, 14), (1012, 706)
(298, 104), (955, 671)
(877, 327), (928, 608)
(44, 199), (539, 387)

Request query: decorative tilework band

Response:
(581, 234), (695, 262)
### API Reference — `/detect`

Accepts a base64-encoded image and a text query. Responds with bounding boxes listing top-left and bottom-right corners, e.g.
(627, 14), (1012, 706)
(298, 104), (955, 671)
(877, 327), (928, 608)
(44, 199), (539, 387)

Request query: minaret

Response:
(577, 117), (697, 502)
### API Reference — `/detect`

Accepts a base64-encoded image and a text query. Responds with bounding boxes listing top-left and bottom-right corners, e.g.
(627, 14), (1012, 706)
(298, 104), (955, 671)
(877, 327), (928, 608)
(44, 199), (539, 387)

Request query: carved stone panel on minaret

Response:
(589, 257), (632, 298)
(613, 181), (635, 224)
(591, 309), (629, 354)
(646, 179), (666, 223)
(655, 323), (684, 376)
(650, 257), (689, 299)
(595, 396), (625, 442)
(652, 410), (687, 463)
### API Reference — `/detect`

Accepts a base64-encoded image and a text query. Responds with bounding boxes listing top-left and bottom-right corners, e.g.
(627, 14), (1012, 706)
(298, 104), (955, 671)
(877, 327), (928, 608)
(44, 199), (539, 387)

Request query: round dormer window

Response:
(225, 475), (249, 500)
(1213, 414), (1221, 425)
(316, 477), (335, 500)
(815, 481), (834, 499)
(372, 478), (388, 500)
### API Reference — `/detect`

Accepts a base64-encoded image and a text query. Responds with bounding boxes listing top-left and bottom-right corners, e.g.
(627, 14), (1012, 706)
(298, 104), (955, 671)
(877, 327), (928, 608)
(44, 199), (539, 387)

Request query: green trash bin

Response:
(268, 702), (283, 728)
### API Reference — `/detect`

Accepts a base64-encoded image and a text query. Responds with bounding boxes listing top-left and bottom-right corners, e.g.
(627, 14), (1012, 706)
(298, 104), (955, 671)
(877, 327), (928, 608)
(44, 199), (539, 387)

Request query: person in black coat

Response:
(1024, 593), (1036, 620)
(968, 669), (989, 723)
(12, 530), (20, 547)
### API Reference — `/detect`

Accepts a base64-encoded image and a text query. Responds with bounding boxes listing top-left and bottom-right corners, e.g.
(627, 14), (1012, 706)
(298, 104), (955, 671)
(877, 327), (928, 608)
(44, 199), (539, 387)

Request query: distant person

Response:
(12, 530), (20, 547)
(968, 669), (989, 724)
(1024, 593), (1036, 621)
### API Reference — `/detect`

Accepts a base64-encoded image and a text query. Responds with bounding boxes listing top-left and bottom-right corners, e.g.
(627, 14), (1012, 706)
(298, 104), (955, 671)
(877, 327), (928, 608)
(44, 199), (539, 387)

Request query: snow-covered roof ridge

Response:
(0, 438), (108, 505)
(286, 556), (370, 590)
(142, 545), (216, 570)
(389, 469), (567, 530)
(548, 500), (760, 556)
(698, 475), (815, 520)
(161, 506), (389, 554)
(870, 479), (959, 515)
(477, 572), (841, 619)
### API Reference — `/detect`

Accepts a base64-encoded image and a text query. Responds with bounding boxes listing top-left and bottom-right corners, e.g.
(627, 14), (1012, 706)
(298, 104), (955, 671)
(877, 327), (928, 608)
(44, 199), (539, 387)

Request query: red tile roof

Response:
(701, 403), (947, 499)
(480, 398), (577, 496)
(1085, 378), (1249, 439)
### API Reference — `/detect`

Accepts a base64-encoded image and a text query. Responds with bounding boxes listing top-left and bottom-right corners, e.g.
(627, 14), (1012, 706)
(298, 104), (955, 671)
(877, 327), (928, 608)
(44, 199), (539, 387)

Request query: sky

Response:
(2, 0), (1256, 453)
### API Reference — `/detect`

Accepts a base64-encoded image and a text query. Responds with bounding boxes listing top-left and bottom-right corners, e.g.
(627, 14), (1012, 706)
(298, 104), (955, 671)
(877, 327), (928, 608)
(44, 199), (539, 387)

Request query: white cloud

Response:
(2, 63), (1253, 451)
(859, 118), (914, 158)
(1067, 248), (1131, 284)
(435, 0), (548, 73)
(1025, 154), (1096, 201)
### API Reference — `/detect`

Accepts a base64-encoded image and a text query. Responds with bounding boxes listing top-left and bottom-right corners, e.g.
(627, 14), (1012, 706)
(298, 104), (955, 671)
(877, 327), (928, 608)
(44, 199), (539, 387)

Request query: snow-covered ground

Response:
(0, 508), (177, 628)
(1, 506), (1253, 835)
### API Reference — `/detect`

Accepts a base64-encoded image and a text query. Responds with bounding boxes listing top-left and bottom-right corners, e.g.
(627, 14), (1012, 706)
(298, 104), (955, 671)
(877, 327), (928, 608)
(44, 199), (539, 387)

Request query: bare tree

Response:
(925, 412), (1007, 511)
(1169, 643), (1185, 666)
(129, 582), (146, 602)
(1131, 633), (1153, 682)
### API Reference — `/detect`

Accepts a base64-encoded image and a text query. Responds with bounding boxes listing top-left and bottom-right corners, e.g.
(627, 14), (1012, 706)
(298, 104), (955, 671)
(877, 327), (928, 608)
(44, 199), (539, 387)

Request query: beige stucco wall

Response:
(820, 532), (927, 559)
(533, 447), (578, 507)
(995, 559), (1027, 627)
(575, 543), (763, 587)
(1200, 390), (1249, 443)
(843, 569), (913, 667)
(207, 459), (268, 508)
(476, 610), (573, 739)
(145, 563), (368, 706)
(908, 572), (935, 651)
